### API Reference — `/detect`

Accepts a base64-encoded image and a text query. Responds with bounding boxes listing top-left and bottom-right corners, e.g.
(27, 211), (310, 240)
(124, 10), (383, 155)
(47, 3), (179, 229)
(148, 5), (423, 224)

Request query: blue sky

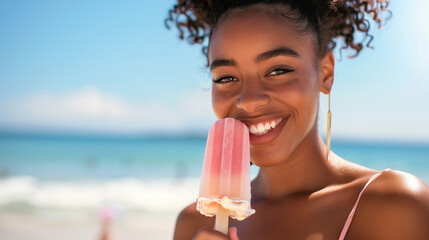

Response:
(0, 0), (428, 142)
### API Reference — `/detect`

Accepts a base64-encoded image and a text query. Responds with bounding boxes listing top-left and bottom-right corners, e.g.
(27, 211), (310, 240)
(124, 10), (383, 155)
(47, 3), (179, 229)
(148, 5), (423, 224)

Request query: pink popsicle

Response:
(196, 118), (255, 233)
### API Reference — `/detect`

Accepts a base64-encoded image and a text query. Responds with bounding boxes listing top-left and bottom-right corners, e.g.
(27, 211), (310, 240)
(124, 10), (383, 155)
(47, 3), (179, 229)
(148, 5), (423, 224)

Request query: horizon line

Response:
(0, 129), (428, 147)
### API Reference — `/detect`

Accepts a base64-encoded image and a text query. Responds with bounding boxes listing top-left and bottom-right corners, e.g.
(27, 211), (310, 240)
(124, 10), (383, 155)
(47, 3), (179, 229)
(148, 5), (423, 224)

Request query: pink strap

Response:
(338, 169), (390, 240)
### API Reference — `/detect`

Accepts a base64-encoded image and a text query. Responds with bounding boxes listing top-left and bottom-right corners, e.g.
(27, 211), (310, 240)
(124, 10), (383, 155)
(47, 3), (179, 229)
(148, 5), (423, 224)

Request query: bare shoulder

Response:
(350, 169), (429, 240)
(370, 169), (429, 194)
(173, 202), (215, 240)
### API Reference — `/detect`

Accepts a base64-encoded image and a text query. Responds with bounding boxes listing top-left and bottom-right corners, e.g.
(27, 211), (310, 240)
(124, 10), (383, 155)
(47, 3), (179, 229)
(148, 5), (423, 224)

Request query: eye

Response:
(212, 76), (238, 85)
(266, 68), (293, 77)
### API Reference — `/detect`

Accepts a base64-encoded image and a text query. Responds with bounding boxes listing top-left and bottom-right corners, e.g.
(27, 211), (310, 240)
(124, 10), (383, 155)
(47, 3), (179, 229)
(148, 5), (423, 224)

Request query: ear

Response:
(319, 51), (335, 94)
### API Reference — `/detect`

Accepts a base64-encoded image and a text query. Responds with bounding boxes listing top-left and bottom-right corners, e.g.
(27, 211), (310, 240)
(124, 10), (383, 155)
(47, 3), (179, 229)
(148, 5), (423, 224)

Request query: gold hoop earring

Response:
(326, 93), (331, 162)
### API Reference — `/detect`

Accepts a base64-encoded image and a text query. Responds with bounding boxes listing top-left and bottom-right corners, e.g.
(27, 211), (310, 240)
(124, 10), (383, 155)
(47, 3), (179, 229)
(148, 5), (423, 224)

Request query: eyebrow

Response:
(210, 47), (300, 71)
(210, 59), (236, 71)
(256, 47), (300, 62)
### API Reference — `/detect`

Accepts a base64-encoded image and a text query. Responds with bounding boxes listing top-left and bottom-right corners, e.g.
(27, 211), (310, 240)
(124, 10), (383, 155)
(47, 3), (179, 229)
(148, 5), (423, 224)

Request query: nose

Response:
(235, 79), (270, 113)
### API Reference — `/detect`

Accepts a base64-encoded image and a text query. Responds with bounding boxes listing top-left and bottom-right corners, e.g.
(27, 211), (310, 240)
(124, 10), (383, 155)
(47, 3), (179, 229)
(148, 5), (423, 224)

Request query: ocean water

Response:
(0, 134), (428, 215)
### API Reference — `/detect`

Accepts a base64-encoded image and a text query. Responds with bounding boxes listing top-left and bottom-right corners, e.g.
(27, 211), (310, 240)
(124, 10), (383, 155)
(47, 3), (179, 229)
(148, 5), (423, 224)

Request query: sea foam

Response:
(0, 176), (199, 213)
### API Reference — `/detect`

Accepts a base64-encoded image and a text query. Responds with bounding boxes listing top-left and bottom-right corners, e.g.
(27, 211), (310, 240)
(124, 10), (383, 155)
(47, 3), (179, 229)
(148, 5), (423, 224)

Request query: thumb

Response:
(228, 227), (240, 240)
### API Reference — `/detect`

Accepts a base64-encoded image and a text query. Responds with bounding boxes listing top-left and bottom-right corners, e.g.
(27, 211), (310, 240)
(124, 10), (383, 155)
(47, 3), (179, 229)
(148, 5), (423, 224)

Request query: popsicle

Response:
(196, 118), (255, 234)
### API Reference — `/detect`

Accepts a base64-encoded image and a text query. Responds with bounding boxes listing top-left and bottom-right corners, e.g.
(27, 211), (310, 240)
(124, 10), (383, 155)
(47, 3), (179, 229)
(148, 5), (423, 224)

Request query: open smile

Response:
(248, 117), (285, 136)
(241, 116), (289, 145)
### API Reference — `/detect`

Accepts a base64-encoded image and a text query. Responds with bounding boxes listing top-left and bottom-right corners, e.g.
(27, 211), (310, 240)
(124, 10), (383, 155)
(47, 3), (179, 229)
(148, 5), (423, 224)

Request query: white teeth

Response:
(257, 124), (265, 132)
(248, 117), (285, 136)
(250, 125), (258, 134)
(264, 123), (270, 131)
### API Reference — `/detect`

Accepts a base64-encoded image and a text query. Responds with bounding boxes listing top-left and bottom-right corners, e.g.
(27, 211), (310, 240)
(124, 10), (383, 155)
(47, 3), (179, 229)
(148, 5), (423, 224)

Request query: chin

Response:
(250, 149), (289, 167)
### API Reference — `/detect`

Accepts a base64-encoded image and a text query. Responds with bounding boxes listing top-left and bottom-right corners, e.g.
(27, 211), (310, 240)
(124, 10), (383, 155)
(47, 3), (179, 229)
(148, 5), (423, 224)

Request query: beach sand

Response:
(0, 211), (177, 240)
(0, 175), (200, 240)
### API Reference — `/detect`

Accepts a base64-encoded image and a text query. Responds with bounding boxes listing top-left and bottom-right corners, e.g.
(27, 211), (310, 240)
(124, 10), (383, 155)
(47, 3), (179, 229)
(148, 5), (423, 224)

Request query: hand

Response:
(192, 227), (240, 240)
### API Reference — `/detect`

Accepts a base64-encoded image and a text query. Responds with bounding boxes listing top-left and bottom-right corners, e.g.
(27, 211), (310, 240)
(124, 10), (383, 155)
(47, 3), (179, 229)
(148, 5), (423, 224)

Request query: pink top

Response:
(338, 169), (391, 240)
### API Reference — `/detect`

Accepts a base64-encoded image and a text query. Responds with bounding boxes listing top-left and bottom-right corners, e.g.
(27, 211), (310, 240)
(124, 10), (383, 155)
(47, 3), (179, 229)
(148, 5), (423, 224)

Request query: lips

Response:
(248, 117), (285, 136)
(240, 116), (289, 145)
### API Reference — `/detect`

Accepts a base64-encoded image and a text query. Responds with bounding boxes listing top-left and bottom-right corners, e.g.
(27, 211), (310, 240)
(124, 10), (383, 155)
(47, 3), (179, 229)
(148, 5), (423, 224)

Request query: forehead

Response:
(208, 4), (316, 63)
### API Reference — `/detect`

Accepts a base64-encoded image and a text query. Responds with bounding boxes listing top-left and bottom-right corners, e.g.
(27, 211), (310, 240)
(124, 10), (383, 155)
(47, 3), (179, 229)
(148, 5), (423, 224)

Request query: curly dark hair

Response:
(165, 0), (390, 63)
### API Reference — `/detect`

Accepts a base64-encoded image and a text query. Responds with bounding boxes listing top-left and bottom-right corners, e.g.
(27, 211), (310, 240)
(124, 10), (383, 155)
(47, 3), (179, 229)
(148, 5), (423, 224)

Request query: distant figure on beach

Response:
(165, 0), (429, 239)
(99, 206), (114, 240)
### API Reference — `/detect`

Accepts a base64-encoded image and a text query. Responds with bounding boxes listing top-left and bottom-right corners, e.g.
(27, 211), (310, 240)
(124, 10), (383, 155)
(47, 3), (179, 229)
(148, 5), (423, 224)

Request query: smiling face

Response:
(208, 4), (333, 167)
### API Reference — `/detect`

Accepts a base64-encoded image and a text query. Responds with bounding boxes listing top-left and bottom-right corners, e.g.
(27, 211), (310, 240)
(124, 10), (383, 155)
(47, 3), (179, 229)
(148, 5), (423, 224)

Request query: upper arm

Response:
(351, 170), (429, 240)
(173, 203), (215, 240)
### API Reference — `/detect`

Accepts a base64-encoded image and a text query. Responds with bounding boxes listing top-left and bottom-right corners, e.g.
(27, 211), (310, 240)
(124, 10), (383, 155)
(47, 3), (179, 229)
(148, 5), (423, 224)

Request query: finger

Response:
(228, 227), (240, 240)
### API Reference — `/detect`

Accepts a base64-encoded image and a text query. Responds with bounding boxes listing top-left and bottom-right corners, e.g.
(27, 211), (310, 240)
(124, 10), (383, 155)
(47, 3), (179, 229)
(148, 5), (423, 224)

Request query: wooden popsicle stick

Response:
(214, 205), (229, 234)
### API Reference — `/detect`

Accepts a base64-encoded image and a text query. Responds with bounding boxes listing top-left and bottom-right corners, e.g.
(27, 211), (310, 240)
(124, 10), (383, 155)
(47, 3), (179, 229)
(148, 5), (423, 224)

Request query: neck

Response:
(252, 128), (335, 200)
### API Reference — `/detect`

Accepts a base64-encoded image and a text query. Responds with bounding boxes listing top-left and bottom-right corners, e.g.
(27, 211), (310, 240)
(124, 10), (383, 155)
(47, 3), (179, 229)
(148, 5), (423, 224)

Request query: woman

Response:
(166, 1), (429, 239)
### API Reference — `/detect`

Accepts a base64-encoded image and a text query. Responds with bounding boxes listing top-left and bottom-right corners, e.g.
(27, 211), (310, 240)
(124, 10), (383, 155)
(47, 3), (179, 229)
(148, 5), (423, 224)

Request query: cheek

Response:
(269, 79), (312, 108)
(272, 77), (319, 124)
(296, 76), (320, 126)
(211, 88), (237, 119)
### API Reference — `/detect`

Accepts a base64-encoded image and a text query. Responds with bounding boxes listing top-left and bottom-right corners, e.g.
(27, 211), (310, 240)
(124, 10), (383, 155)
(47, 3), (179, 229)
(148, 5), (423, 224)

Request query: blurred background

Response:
(0, 0), (428, 239)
